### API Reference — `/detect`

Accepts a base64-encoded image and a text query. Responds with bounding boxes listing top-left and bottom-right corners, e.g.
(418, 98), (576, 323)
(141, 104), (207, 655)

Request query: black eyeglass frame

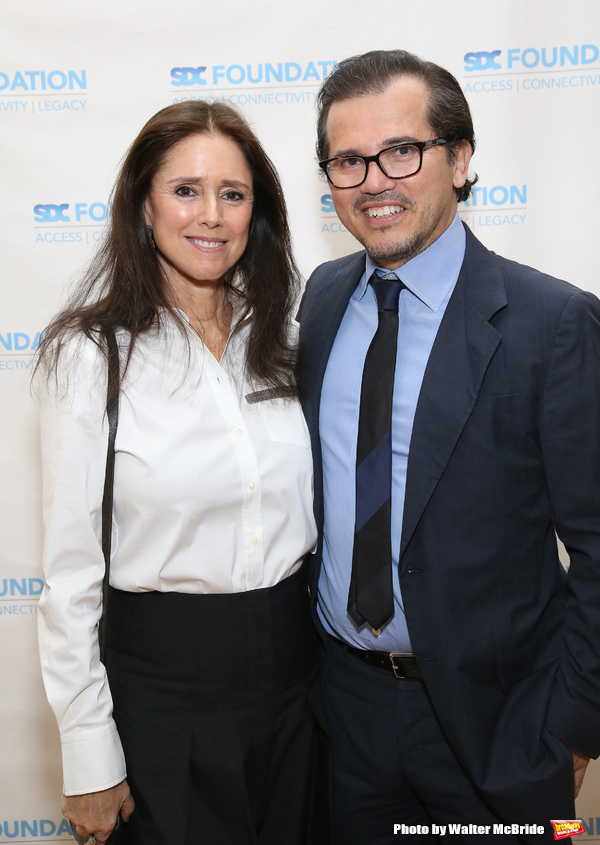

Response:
(319, 139), (449, 188)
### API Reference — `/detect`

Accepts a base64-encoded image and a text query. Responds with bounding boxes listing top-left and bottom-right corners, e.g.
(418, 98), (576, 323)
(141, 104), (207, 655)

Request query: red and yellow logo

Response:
(551, 820), (586, 840)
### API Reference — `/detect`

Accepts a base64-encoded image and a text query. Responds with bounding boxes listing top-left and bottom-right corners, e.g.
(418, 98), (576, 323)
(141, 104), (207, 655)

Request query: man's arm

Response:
(539, 288), (600, 760)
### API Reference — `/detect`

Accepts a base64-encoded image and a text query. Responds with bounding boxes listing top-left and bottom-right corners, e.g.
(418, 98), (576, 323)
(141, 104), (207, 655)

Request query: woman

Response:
(36, 101), (327, 845)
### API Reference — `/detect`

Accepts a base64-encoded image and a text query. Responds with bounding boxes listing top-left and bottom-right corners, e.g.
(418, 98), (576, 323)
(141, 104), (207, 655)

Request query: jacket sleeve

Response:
(541, 289), (600, 758)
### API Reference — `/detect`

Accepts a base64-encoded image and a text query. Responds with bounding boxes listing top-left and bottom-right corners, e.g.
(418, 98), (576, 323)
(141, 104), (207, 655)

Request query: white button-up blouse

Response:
(37, 308), (317, 795)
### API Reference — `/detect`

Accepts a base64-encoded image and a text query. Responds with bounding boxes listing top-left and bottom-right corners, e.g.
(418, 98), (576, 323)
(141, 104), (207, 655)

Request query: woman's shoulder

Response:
(34, 329), (114, 412)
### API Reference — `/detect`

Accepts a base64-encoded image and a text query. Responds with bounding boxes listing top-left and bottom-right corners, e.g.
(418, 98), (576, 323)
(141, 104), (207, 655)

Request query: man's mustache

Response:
(353, 192), (416, 213)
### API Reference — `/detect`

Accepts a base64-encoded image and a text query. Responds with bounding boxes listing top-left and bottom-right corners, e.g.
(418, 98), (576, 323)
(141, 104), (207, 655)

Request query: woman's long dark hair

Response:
(36, 100), (301, 400)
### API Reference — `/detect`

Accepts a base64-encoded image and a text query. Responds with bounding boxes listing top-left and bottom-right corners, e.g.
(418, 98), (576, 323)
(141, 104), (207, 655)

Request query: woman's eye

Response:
(175, 185), (195, 197)
(222, 190), (243, 201)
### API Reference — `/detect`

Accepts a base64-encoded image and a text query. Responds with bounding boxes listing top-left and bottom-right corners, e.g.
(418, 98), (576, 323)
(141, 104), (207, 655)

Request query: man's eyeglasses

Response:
(319, 139), (449, 189)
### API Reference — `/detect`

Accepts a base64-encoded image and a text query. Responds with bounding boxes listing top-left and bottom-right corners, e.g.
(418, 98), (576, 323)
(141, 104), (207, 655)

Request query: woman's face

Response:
(144, 132), (254, 294)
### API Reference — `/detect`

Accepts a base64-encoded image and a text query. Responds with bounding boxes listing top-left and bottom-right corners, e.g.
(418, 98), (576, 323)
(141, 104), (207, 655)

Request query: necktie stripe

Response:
(355, 432), (392, 531)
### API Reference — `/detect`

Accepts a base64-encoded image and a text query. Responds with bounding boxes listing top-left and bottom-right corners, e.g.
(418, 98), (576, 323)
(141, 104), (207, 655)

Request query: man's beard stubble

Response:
(353, 191), (437, 267)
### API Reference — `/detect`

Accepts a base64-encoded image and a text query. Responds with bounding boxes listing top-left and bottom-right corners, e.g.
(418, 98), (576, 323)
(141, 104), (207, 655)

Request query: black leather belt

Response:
(330, 636), (422, 680)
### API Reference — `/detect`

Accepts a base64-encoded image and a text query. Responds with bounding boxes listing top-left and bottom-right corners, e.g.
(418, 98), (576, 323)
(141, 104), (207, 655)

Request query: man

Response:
(298, 50), (600, 844)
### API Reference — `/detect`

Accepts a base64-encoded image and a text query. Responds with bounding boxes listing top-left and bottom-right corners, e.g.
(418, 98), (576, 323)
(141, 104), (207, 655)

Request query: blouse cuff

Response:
(61, 721), (127, 796)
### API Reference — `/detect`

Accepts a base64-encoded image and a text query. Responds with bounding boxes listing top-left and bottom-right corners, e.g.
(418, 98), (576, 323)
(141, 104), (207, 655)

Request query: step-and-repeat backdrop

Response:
(2, 0), (599, 839)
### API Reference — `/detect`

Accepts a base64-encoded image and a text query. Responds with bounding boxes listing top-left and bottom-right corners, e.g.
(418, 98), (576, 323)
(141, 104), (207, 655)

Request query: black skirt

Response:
(105, 565), (331, 845)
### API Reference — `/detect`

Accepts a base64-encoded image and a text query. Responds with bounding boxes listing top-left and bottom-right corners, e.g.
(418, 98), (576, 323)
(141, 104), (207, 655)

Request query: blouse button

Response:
(234, 427), (243, 438)
(250, 536), (259, 546)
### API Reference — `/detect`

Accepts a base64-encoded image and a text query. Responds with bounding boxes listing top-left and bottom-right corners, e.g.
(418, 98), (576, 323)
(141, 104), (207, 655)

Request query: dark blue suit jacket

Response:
(298, 225), (600, 830)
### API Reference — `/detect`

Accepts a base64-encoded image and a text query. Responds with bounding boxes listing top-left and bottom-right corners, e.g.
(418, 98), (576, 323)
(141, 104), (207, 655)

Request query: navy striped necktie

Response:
(349, 269), (404, 634)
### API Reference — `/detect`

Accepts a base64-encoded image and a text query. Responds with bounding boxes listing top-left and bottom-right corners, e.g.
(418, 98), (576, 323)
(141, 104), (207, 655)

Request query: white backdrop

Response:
(1, 0), (599, 839)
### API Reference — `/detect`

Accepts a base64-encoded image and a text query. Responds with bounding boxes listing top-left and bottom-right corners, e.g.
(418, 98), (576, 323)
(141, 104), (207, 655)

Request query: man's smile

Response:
(364, 205), (404, 219)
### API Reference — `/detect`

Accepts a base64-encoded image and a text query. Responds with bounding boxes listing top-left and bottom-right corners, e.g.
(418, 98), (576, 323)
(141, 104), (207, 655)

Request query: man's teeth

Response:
(365, 205), (402, 218)
(190, 238), (224, 248)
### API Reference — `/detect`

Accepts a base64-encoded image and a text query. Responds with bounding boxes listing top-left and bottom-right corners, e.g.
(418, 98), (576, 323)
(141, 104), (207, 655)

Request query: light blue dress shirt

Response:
(317, 214), (466, 652)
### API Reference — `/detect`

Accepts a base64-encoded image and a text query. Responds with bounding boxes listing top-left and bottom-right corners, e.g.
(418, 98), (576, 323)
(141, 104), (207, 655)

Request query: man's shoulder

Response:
(306, 249), (365, 286)
(298, 250), (366, 322)
(464, 227), (594, 310)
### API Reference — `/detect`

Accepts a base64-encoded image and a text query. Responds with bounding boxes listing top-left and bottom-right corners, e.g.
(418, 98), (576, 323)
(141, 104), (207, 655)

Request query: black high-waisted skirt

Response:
(105, 565), (331, 845)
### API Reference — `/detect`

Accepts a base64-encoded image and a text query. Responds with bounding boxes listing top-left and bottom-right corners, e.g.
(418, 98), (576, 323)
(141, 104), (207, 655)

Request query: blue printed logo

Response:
(0, 332), (41, 352)
(0, 332), (41, 372)
(1, 819), (72, 838)
(170, 60), (337, 88)
(320, 193), (350, 235)
(462, 185), (527, 207)
(34, 203), (70, 223)
(34, 202), (108, 224)
(33, 200), (109, 245)
(0, 70), (86, 91)
(464, 44), (600, 72)
(464, 51), (502, 72)
(0, 578), (44, 597)
(459, 184), (528, 230)
(0, 578), (44, 615)
(320, 194), (335, 214)
(171, 66), (207, 86)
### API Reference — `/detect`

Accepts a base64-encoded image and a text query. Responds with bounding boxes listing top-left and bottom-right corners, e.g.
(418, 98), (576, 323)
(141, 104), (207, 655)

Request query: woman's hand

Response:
(62, 780), (135, 844)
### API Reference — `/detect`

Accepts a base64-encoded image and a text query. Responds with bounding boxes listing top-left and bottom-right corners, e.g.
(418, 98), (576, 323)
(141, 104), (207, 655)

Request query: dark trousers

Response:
(105, 567), (331, 845)
(321, 636), (526, 845)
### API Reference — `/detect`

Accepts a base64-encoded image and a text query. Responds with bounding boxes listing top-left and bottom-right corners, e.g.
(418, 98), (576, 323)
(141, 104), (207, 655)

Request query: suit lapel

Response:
(399, 229), (507, 561)
(301, 252), (366, 434)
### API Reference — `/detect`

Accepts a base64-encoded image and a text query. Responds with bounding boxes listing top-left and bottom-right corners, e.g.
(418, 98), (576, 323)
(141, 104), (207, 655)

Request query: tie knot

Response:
(370, 270), (403, 312)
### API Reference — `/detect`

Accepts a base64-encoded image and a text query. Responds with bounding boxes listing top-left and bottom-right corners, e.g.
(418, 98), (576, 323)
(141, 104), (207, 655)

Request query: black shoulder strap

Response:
(99, 327), (120, 664)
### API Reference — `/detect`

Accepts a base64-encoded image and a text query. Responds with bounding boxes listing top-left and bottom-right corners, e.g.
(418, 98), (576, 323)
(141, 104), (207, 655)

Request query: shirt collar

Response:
(358, 213), (465, 312)
(172, 286), (248, 331)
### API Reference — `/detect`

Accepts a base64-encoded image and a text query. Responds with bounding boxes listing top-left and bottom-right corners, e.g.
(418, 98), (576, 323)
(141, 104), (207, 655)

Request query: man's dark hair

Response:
(316, 49), (477, 202)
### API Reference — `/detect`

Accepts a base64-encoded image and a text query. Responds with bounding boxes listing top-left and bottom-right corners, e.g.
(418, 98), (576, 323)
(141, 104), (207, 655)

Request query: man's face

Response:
(324, 76), (471, 269)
